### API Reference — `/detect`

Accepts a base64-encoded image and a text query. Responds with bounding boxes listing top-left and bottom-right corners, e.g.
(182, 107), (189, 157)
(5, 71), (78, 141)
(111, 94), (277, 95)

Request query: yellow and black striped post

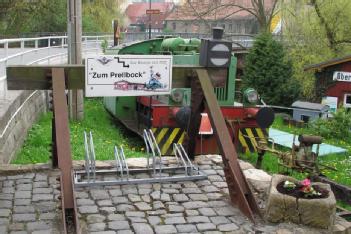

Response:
(238, 128), (268, 153)
(151, 128), (186, 155)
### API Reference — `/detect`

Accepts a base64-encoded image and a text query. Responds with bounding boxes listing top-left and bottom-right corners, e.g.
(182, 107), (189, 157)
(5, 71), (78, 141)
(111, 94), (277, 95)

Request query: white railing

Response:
(0, 34), (113, 99)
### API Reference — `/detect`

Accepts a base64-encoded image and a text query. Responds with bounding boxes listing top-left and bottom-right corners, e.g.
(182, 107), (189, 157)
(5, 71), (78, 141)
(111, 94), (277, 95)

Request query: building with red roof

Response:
(125, 2), (174, 32)
(165, 0), (274, 34)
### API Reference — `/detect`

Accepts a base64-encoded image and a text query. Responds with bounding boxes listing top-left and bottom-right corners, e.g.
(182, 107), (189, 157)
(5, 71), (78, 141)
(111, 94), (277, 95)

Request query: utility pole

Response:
(149, 0), (151, 39)
(67, 0), (84, 120)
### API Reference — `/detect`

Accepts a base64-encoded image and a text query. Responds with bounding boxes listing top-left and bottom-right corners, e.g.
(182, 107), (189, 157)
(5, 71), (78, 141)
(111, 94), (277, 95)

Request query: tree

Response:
(242, 33), (300, 106)
(82, 0), (125, 32)
(283, 0), (351, 100)
(187, 0), (279, 33)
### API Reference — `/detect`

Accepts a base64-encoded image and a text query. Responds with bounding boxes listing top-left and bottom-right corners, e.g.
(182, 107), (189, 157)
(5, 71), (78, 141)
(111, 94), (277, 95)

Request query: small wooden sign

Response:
(146, 9), (160, 15)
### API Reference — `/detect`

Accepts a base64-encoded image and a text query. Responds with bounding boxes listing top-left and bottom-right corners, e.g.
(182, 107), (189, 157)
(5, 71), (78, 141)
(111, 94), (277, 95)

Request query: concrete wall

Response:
(0, 90), (48, 164)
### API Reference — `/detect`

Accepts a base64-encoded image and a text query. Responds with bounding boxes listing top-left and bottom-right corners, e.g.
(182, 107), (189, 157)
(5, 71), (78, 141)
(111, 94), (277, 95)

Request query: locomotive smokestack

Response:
(212, 27), (224, 40)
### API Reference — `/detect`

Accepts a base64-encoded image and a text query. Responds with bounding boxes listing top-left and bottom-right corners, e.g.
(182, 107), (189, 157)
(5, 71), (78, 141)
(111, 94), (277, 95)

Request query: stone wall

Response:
(0, 90), (48, 164)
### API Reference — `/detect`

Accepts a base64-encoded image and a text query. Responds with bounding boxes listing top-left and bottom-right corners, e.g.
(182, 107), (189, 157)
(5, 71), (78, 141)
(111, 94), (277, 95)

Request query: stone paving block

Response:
(100, 206), (116, 214)
(209, 216), (230, 225)
(14, 191), (31, 199)
(22, 173), (35, 179)
(13, 205), (35, 213)
(207, 200), (228, 207)
(87, 214), (106, 224)
(89, 223), (106, 231)
(9, 231), (27, 234)
(168, 204), (185, 212)
(206, 193), (223, 200)
(147, 210), (167, 216)
(160, 193), (171, 202)
(155, 225), (177, 234)
(181, 181), (197, 188)
(33, 182), (48, 188)
(182, 188), (202, 194)
(187, 216), (211, 223)
(182, 201), (209, 209)
(0, 200), (12, 208)
(128, 217), (147, 223)
(91, 190), (110, 200)
(12, 213), (36, 222)
(13, 199), (32, 206)
(122, 187), (138, 195)
(32, 188), (52, 194)
(141, 194), (151, 203)
(91, 232), (116, 234)
(153, 201), (165, 209)
(75, 191), (89, 199)
(135, 202), (152, 211)
(109, 189), (122, 197)
(34, 201), (57, 212)
(0, 209), (11, 218)
(3, 180), (14, 187)
(188, 194), (208, 201)
(108, 214), (126, 221)
(0, 225), (7, 233)
(16, 179), (33, 184)
(196, 223), (216, 232)
(79, 205), (98, 214)
(26, 221), (52, 231)
(148, 216), (161, 225)
(39, 212), (56, 220)
(3, 187), (15, 193)
(34, 174), (48, 181)
(176, 224), (198, 233)
(212, 182), (227, 188)
(0, 193), (13, 200)
(8, 223), (24, 231)
(132, 223), (154, 234)
(172, 194), (188, 202)
(112, 197), (130, 205)
(32, 230), (56, 234)
(108, 221), (130, 230)
(138, 188), (152, 195)
(198, 208), (216, 216)
(164, 216), (186, 225)
(117, 230), (133, 234)
(77, 198), (95, 206)
(201, 185), (220, 193)
(126, 211), (145, 217)
(128, 194), (141, 202)
(32, 194), (53, 202)
(97, 200), (113, 207)
(185, 210), (199, 216)
(16, 184), (32, 191)
(161, 189), (179, 194)
(218, 223), (239, 232)
(0, 218), (9, 225)
(116, 204), (136, 212)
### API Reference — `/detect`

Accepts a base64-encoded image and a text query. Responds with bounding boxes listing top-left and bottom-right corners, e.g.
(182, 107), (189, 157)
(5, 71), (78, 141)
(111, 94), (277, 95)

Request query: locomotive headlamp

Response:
(199, 27), (232, 68)
(171, 89), (184, 103)
(244, 88), (259, 105)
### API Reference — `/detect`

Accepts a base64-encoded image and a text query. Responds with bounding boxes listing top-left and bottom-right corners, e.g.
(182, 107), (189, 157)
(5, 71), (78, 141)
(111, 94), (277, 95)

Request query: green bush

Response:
(309, 108), (351, 140)
(243, 33), (300, 106)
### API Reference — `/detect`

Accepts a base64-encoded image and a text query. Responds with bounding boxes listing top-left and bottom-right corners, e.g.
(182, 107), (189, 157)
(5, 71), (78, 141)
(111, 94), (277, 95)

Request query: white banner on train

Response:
(85, 55), (172, 97)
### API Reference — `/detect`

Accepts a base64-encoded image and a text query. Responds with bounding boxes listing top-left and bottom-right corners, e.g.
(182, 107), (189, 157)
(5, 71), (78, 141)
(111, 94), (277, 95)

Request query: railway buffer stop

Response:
(7, 30), (261, 232)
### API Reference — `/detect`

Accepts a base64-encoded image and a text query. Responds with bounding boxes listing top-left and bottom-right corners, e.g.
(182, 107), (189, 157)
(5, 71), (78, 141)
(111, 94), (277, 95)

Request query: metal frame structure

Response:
(74, 130), (207, 187)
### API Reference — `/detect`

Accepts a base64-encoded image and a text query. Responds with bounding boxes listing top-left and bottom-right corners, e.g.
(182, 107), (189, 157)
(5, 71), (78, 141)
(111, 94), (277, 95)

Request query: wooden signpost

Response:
(6, 64), (260, 233)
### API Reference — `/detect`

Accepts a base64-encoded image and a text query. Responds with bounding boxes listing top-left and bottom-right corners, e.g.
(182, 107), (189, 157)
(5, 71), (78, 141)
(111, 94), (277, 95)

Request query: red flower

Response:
(301, 179), (311, 187)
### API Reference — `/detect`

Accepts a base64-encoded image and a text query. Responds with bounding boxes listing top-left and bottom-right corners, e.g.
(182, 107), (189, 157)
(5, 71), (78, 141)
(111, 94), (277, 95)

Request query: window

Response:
(301, 115), (310, 123)
(172, 22), (176, 30)
(344, 94), (351, 108)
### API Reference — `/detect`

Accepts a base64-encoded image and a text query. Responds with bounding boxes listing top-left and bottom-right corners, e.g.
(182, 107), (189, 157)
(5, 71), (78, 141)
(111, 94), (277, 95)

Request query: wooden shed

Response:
(305, 55), (351, 109)
(291, 101), (329, 123)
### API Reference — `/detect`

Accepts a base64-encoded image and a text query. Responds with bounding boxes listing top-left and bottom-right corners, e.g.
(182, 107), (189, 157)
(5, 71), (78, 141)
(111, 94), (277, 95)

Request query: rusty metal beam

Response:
(52, 68), (79, 232)
(195, 68), (260, 222)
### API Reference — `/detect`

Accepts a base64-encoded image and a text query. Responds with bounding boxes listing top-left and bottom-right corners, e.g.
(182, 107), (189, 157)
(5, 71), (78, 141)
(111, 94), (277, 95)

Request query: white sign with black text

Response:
(85, 55), (172, 97)
(333, 71), (351, 82)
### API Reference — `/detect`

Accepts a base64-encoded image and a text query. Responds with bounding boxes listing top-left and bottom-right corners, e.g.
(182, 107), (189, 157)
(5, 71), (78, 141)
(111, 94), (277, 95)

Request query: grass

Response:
(241, 115), (351, 187)
(12, 98), (144, 164)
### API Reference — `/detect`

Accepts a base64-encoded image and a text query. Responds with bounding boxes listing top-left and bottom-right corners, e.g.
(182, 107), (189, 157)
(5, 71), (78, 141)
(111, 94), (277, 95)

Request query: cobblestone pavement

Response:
(76, 155), (339, 234)
(0, 170), (63, 233)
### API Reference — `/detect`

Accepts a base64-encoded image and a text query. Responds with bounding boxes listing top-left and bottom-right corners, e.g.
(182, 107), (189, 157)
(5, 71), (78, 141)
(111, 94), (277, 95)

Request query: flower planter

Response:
(265, 174), (336, 229)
